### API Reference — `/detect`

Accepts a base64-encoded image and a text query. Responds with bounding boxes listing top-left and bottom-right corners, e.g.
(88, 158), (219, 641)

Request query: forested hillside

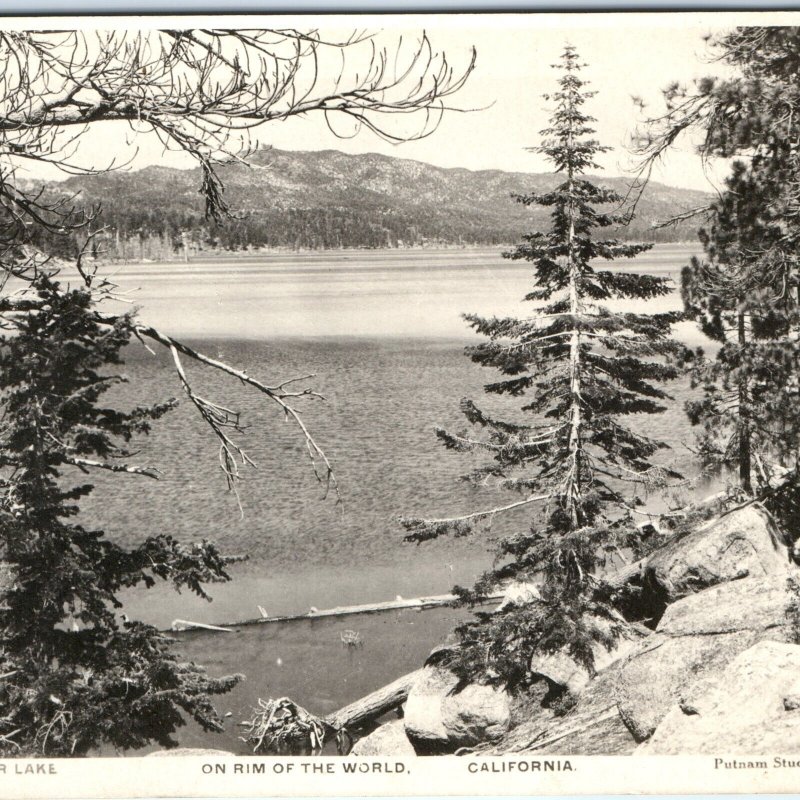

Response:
(35, 148), (709, 260)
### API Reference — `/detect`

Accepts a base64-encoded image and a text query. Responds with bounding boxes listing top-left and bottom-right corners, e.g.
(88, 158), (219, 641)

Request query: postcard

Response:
(0, 9), (798, 797)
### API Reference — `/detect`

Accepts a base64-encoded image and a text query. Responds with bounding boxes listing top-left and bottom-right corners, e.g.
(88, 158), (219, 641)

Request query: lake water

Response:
(75, 244), (712, 754)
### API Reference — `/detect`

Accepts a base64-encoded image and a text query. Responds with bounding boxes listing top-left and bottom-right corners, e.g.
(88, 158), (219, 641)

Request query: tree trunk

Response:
(325, 670), (421, 730)
(737, 309), (753, 495)
(565, 140), (582, 527)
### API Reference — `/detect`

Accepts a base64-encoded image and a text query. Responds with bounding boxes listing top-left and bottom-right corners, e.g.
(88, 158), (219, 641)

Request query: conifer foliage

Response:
(402, 47), (681, 688)
(681, 160), (797, 495)
(0, 277), (241, 756)
(656, 28), (800, 497)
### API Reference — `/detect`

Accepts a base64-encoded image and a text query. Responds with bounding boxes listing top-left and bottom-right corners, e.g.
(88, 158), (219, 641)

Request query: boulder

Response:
(529, 627), (641, 693)
(657, 572), (793, 637)
(615, 630), (758, 741)
(403, 666), (510, 752)
(615, 573), (795, 741)
(644, 504), (789, 602)
(147, 748), (235, 757)
(350, 720), (415, 756)
(487, 662), (637, 756)
(639, 640), (800, 754)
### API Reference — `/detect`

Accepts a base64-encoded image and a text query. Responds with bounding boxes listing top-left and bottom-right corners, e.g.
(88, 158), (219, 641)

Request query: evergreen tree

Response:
(0, 276), (241, 756)
(0, 26), (476, 755)
(681, 160), (797, 494)
(402, 47), (682, 688)
(642, 28), (800, 497)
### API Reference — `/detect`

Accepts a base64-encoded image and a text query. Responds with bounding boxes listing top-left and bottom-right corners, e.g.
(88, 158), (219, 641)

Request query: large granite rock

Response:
(644, 504), (789, 602)
(403, 666), (510, 752)
(639, 640), (800, 754)
(616, 574), (794, 741)
(529, 624), (642, 694)
(488, 662), (637, 756)
(350, 720), (415, 756)
(657, 572), (793, 637)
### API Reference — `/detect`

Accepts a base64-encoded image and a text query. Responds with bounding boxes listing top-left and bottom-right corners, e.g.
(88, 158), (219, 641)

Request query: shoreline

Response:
(86, 240), (700, 268)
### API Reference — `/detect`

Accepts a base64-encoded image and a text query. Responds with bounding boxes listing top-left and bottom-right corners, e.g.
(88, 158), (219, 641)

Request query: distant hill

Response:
(36, 148), (710, 260)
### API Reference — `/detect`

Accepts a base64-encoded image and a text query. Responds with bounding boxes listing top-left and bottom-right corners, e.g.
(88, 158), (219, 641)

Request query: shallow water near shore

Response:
(74, 244), (718, 754)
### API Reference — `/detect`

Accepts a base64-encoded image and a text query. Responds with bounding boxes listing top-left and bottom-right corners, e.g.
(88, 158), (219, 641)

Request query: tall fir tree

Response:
(402, 46), (682, 687)
(0, 276), (241, 756)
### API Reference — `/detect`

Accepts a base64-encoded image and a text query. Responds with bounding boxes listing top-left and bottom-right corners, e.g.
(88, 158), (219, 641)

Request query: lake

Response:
(75, 244), (712, 754)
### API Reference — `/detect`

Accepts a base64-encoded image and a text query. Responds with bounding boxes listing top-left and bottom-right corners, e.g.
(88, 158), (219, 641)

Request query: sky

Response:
(12, 11), (766, 192)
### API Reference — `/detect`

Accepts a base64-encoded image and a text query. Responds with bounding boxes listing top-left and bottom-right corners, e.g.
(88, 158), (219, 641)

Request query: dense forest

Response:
(30, 148), (709, 260)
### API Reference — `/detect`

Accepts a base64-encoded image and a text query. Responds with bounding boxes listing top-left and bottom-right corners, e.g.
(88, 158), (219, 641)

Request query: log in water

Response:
(169, 591), (506, 632)
(325, 669), (422, 731)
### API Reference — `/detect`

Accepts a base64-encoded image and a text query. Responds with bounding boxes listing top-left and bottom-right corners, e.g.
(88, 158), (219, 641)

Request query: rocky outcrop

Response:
(460, 504), (797, 754)
(529, 625), (642, 693)
(615, 573), (794, 741)
(350, 720), (415, 756)
(323, 501), (800, 759)
(644, 504), (789, 602)
(638, 641), (800, 754)
(403, 665), (510, 752)
(495, 569), (797, 754)
(489, 664), (637, 756)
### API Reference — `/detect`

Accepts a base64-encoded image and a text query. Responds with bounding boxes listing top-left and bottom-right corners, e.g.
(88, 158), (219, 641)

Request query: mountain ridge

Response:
(40, 147), (710, 258)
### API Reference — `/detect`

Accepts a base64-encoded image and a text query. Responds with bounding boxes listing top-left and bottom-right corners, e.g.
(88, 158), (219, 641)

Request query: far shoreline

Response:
(90, 241), (700, 268)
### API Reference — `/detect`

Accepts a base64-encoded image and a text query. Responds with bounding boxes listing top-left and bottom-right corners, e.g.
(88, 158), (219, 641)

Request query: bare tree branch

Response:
(652, 204), (713, 230)
(0, 29), (477, 227)
(0, 25), (475, 507)
(65, 455), (160, 479)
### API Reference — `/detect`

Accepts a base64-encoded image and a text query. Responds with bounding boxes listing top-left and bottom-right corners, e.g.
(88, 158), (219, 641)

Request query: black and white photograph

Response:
(0, 9), (799, 795)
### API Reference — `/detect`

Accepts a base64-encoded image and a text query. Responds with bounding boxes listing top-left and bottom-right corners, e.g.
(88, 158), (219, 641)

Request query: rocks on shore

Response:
(644, 503), (789, 602)
(481, 502), (800, 756)
(351, 501), (800, 758)
(637, 640), (800, 754)
(350, 720), (415, 756)
(403, 665), (511, 752)
(615, 573), (794, 741)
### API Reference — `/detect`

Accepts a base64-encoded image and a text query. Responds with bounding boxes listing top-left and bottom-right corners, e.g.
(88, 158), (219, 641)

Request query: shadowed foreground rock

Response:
(616, 573), (794, 741)
(638, 641), (800, 754)
(486, 664), (637, 756)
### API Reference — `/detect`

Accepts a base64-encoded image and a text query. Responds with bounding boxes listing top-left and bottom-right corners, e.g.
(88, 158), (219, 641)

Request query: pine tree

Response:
(402, 46), (682, 688)
(681, 160), (797, 494)
(0, 276), (241, 756)
(643, 28), (800, 497)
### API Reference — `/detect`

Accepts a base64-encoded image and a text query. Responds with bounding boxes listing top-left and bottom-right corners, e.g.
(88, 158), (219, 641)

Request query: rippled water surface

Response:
(75, 245), (711, 753)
